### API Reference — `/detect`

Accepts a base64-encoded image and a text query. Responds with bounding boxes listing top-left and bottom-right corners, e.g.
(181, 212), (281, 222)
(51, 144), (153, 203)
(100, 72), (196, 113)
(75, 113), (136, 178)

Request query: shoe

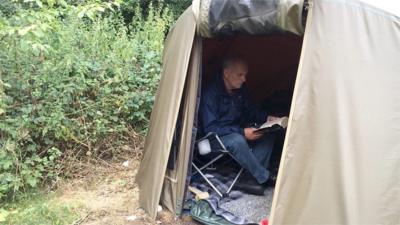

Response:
(233, 174), (265, 196)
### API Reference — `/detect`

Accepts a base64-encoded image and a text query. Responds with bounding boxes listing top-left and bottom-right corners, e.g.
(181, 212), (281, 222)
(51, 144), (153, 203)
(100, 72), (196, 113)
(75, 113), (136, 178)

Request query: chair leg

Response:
(226, 167), (244, 194)
(192, 163), (223, 197)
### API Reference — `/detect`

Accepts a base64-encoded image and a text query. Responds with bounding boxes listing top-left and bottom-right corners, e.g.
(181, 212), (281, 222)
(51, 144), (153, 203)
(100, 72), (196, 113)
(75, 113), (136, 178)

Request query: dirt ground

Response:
(54, 159), (197, 225)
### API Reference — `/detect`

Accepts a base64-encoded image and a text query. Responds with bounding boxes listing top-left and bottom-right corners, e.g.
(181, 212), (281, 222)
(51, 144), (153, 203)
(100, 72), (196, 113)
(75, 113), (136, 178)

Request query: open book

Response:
(255, 116), (289, 133)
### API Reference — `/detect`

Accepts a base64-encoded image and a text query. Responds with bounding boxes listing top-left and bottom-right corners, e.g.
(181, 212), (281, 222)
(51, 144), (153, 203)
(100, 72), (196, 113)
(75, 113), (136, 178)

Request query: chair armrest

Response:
(196, 132), (217, 142)
(196, 132), (227, 153)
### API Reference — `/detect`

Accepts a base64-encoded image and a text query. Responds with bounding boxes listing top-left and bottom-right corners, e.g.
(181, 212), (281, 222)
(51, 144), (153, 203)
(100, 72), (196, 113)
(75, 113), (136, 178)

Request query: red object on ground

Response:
(260, 219), (269, 225)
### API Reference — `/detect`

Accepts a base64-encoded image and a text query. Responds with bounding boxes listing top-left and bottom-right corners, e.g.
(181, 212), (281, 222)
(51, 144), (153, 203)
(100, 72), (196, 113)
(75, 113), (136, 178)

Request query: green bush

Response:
(121, 0), (191, 24)
(0, 1), (173, 200)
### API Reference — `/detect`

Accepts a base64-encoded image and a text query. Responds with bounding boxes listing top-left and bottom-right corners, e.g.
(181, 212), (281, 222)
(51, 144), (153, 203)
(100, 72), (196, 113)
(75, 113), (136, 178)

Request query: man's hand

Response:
(267, 115), (280, 123)
(244, 127), (262, 141)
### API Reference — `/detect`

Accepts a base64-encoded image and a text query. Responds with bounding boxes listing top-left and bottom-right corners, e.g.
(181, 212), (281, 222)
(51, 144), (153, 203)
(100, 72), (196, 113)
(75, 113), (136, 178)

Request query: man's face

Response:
(223, 61), (248, 90)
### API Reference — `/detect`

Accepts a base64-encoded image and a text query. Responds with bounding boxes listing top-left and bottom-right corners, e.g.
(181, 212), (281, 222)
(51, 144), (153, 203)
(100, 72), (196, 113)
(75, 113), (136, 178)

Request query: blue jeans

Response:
(218, 133), (276, 184)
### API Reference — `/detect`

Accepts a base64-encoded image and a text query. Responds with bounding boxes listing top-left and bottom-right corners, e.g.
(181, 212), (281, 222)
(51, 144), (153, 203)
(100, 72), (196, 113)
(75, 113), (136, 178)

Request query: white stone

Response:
(122, 160), (130, 167)
(126, 215), (137, 221)
(157, 205), (162, 212)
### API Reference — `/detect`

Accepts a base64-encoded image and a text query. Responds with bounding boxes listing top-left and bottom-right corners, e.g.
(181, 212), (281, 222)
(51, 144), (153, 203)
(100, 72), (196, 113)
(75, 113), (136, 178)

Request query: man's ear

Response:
(223, 68), (229, 78)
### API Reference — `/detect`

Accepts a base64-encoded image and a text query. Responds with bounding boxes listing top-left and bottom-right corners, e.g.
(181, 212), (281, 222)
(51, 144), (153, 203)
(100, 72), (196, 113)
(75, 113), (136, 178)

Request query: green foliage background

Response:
(0, 0), (191, 203)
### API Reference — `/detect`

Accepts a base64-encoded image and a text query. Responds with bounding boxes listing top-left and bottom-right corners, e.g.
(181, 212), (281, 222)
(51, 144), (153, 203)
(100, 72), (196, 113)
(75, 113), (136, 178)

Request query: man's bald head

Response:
(222, 54), (248, 92)
(222, 54), (248, 71)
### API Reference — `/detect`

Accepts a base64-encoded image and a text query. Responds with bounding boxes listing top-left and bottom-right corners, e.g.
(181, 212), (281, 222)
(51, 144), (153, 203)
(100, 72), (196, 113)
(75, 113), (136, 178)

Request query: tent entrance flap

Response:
(182, 34), (303, 222)
(159, 37), (202, 216)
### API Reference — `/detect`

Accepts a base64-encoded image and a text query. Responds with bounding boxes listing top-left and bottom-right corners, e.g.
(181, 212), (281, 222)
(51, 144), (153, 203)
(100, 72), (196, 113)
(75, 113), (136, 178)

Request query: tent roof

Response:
(192, 0), (305, 37)
(192, 0), (399, 37)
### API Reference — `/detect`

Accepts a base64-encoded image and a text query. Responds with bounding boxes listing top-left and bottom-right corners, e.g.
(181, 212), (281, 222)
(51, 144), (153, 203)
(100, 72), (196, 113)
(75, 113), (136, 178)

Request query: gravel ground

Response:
(219, 187), (274, 223)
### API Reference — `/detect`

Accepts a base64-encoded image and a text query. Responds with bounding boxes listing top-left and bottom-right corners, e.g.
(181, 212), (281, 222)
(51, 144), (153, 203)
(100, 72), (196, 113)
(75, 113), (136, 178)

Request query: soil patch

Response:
(54, 159), (196, 225)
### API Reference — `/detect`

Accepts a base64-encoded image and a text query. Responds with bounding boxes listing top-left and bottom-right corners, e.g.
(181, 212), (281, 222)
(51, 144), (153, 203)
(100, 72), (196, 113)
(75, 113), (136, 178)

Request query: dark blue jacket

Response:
(199, 75), (267, 137)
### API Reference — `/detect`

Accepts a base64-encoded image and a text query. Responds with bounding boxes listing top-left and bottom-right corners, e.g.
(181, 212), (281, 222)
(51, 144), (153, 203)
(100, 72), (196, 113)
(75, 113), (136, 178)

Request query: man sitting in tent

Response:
(199, 55), (278, 192)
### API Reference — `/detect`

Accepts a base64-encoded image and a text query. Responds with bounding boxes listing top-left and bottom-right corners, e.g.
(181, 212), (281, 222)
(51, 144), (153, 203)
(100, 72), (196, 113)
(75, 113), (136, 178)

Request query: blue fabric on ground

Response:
(189, 171), (258, 225)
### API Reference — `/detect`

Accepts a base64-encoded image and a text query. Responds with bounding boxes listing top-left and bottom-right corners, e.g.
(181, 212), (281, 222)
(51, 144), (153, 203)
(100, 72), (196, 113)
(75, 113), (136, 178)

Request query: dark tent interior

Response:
(202, 34), (303, 116)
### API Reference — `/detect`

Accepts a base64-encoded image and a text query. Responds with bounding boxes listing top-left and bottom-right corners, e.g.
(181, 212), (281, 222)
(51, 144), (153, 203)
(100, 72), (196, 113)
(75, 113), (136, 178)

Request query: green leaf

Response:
(57, 0), (67, 7)
(96, 6), (105, 12)
(0, 208), (10, 222)
(77, 9), (87, 18)
(18, 25), (37, 36)
(3, 82), (11, 88)
(26, 177), (38, 187)
(47, 0), (55, 7)
(36, 0), (43, 7)
(32, 29), (45, 38)
(3, 160), (13, 170)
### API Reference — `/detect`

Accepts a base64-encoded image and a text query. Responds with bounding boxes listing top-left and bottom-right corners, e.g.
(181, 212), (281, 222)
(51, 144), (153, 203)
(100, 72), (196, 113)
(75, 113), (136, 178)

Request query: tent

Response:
(136, 0), (400, 224)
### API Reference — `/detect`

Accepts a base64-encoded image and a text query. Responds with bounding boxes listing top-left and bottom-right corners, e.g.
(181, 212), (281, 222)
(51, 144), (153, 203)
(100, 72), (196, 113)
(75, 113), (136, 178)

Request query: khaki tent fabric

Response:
(160, 37), (201, 215)
(277, 0), (304, 35)
(136, 8), (196, 218)
(137, 0), (400, 223)
(270, 0), (400, 224)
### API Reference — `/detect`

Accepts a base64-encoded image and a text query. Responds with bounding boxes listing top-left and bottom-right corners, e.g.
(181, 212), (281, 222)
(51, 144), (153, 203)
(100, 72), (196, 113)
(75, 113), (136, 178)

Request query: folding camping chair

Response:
(191, 132), (244, 198)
